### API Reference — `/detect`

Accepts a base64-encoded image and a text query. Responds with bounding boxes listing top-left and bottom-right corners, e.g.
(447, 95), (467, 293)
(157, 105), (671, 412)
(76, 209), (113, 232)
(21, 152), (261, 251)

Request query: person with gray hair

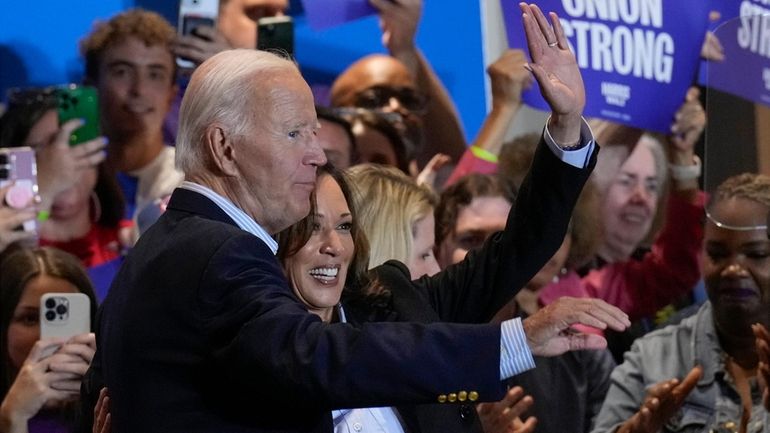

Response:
(83, 4), (631, 432)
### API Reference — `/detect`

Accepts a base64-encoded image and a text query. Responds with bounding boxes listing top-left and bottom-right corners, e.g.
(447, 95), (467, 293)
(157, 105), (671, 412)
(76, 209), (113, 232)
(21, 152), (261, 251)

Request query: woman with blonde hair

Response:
(346, 164), (440, 279)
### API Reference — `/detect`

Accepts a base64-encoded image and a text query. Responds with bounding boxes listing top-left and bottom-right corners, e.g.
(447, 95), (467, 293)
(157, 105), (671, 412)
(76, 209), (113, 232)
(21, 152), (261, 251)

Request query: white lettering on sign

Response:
(561, 19), (674, 82)
(738, 1), (770, 58)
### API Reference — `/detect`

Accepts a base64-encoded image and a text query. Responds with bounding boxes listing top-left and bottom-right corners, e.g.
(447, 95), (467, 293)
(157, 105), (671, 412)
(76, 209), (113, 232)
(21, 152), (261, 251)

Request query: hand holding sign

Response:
(519, 2), (584, 145)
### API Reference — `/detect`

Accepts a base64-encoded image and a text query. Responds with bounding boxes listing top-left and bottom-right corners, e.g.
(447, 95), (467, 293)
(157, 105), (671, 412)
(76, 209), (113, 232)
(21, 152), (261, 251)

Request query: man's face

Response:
(437, 196), (512, 268)
(218, 0), (288, 49)
(600, 143), (659, 259)
(233, 71), (326, 234)
(332, 56), (425, 144)
(97, 37), (177, 139)
(318, 119), (353, 169)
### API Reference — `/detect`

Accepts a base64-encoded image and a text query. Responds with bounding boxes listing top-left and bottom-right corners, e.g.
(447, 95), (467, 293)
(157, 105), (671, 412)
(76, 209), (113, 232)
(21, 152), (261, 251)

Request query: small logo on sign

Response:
(601, 82), (631, 107)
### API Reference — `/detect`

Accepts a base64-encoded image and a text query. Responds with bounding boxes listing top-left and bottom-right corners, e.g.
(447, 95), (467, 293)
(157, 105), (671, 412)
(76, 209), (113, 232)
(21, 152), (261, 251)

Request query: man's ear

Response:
(204, 124), (238, 177)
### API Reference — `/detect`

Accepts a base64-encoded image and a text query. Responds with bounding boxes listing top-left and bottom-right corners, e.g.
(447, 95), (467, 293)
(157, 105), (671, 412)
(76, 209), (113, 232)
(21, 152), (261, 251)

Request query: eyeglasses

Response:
(353, 86), (428, 114)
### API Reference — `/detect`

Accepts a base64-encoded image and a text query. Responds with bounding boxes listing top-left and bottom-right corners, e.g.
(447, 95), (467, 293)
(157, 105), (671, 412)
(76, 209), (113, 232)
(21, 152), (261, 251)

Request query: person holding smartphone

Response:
(0, 247), (97, 433)
(0, 89), (126, 277)
(172, 0), (288, 68)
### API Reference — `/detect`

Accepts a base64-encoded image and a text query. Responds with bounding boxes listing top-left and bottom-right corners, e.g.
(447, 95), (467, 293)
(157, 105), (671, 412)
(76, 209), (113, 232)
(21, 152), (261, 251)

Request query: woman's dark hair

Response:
(0, 88), (125, 227)
(0, 247), (97, 399)
(276, 163), (372, 294)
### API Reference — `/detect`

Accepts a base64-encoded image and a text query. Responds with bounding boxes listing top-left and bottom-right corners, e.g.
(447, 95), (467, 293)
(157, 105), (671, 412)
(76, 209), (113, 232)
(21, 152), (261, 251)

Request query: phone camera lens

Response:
(45, 298), (56, 308)
(45, 310), (56, 321)
(56, 304), (67, 315)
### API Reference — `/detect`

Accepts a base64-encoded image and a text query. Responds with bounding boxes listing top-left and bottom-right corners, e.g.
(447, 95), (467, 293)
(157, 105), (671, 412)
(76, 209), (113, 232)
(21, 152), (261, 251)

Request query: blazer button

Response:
(448, 393), (458, 402)
(468, 391), (479, 401)
(438, 394), (447, 403)
(458, 391), (468, 402)
(459, 405), (474, 420)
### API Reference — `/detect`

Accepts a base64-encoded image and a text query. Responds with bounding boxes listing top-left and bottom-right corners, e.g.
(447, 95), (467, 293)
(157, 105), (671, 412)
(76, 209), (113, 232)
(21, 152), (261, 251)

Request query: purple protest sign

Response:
(302, 0), (377, 30)
(501, 0), (711, 132)
(706, 8), (770, 107)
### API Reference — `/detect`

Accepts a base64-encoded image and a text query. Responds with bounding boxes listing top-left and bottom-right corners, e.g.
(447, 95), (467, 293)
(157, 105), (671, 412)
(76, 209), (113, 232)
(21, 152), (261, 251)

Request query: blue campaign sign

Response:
(501, 0), (711, 132)
(706, 4), (770, 107)
(302, 0), (377, 30)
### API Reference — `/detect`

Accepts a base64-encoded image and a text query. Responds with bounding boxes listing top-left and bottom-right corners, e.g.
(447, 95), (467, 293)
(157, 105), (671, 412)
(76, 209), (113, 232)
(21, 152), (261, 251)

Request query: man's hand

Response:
(173, 26), (233, 68)
(477, 386), (537, 433)
(523, 297), (630, 357)
(370, 0), (422, 57)
(519, 2), (585, 145)
(616, 366), (703, 433)
(488, 49), (533, 112)
(753, 324), (770, 412)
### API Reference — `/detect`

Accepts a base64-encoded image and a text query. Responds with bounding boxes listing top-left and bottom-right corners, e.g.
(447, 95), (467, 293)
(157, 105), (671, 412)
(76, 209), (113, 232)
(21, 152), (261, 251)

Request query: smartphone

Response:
(177, 0), (220, 69)
(257, 16), (294, 58)
(0, 147), (38, 233)
(55, 85), (100, 147)
(40, 293), (91, 341)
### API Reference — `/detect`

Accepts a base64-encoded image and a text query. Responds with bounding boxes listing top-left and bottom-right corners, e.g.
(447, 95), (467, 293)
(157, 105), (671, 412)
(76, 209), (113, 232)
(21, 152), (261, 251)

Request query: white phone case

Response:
(40, 293), (91, 341)
(177, 0), (220, 69)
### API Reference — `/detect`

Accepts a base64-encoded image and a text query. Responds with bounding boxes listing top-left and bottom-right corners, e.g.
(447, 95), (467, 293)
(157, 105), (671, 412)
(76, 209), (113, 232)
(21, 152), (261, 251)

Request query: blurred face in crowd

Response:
(318, 118), (353, 169)
(703, 197), (770, 336)
(232, 70), (326, 234)
(407, 214), (440, 279)
(437, 196), (512, 268)
(351, 121), (398, 168)
(96, 37), (177, 139)
(526, 235), (572, 292)
(599, 143), (659, 261)
(332, 56), (425, 144)
(284, 174), (354, 322)
(218, 0), (288, 49)
(7, 274), (79, 370)
(23, 110), (97, 219)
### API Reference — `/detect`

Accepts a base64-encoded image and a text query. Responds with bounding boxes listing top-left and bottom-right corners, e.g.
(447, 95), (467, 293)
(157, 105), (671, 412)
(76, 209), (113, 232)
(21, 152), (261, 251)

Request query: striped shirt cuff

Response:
(499, 317), (536, 380)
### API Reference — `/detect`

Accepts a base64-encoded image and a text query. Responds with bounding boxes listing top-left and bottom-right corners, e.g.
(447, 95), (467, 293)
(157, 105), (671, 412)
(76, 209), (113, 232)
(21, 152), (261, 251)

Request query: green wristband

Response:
(470, 146), (499, 164)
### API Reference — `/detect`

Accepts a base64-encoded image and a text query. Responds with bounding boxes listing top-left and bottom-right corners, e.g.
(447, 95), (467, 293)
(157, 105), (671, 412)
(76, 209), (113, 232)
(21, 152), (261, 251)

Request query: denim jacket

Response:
(592, 302), (770, 433)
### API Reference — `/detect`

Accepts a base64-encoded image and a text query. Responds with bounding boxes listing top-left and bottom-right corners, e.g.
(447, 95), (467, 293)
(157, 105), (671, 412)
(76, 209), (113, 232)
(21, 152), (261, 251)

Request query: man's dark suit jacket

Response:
(343, 140), (599, 433)
(89, 186), (510, 431)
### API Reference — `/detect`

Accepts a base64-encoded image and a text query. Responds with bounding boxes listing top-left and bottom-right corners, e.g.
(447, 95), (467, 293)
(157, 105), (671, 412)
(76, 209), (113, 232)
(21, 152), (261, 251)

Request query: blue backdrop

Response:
(0, 0), (487, 143)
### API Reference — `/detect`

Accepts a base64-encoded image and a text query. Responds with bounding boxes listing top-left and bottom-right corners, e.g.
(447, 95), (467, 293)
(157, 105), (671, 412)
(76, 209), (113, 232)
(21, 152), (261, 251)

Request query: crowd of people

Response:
(0, 1), (768, 433)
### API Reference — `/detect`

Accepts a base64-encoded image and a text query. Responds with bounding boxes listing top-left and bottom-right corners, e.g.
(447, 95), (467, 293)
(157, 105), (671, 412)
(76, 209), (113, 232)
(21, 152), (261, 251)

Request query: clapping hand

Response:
(616, 366), (703, 433)
(477, 386), (537, 433)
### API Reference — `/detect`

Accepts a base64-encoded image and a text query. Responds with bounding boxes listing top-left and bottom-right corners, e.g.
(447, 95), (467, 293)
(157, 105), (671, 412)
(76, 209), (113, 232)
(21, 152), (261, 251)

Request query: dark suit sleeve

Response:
(414, 138), (599, 323)
(198, 235), (506, 410)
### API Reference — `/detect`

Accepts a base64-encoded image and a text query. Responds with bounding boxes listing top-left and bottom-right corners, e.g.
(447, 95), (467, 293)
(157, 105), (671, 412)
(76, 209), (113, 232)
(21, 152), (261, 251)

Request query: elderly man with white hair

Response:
(84, 4), (630, 432)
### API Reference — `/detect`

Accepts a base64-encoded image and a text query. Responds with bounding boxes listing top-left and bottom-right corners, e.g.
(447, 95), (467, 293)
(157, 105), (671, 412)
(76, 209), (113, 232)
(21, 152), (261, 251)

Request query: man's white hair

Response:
(175, 49), (298, 175)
